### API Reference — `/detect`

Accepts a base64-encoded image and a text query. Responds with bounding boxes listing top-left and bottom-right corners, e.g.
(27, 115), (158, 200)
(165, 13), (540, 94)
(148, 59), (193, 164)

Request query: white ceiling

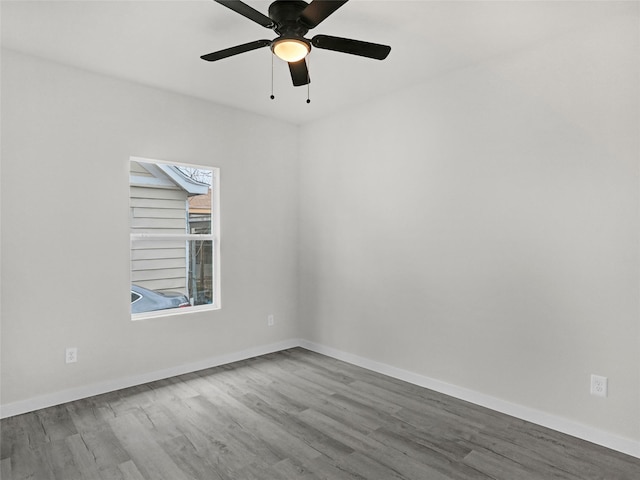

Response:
(1, 0), (634, 125)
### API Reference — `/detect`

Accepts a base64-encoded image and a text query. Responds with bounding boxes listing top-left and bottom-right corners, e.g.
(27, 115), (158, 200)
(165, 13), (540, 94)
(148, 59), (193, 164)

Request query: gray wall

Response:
(298, 14), (639, 441)
(1, 6), (639, 449)
(1, 50), (299, 404)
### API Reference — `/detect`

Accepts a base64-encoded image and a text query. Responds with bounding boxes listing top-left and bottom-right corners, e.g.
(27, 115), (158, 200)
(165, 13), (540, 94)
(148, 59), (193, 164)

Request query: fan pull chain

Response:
(270, 54), (275, 100)
(306, 56), (311, 104)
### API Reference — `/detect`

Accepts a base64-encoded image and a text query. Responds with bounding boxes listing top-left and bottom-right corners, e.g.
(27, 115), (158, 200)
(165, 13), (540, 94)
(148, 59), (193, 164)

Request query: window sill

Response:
(131, 304), (220, 321)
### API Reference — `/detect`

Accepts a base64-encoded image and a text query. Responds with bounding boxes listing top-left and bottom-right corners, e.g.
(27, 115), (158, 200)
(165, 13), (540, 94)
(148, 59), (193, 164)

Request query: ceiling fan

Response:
(201, 0), (391, 87)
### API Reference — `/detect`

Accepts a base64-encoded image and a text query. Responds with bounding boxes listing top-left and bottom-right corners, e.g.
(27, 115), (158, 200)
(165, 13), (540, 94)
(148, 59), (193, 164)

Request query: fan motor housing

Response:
(269, 0), (310, 37)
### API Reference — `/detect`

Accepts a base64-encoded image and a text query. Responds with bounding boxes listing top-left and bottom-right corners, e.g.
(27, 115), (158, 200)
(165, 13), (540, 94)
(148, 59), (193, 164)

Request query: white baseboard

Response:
(0, 338), (300, 419)
(298, 339), (640, 459)
(2, 337), (638, 459)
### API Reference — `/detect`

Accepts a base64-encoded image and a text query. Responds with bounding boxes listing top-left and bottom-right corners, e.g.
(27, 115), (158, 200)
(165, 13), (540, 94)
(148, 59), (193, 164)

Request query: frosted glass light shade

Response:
(272, 38), (310, 62)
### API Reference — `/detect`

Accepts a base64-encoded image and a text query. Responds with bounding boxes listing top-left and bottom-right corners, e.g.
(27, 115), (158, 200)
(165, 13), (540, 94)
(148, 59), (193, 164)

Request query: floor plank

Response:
(2, 348), (639, 479)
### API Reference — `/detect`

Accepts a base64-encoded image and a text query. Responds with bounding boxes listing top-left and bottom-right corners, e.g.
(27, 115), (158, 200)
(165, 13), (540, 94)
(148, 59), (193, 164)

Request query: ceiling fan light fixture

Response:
(272, 37), (310, 62)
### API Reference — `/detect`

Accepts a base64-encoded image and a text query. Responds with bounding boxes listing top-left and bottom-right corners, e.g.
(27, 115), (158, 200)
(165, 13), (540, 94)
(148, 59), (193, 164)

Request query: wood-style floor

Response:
(1, 348), (639, 479)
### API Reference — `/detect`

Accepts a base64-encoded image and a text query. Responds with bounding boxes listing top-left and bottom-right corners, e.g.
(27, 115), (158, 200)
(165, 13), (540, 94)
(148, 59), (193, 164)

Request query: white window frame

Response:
(130, 156), (221, 320)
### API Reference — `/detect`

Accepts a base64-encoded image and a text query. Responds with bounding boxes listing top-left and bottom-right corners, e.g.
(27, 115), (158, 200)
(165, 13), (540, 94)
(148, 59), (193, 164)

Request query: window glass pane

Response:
(130, 160), (212, 235)
(188, 191), (212, 235)
(130, 238), (214, 313)
(187, 240), (214, 306)
(177, 165), (214, 235)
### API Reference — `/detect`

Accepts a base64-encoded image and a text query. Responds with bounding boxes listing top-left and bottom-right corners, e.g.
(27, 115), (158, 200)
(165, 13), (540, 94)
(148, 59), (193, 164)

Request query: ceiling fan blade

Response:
(201, 39), (271, 62)
(214, 0), (274, 28)
(299, 0), (349, 29)
(311, 35), (391, 60)
(288, 59), (310, 86)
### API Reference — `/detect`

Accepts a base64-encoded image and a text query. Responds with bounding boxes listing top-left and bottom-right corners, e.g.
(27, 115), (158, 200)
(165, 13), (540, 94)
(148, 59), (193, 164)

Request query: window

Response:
(130, 157), (220, 318)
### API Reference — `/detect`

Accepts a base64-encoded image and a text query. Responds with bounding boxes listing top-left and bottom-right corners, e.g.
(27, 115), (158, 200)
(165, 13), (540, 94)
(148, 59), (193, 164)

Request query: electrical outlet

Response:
(590, 374), (607, 397)
(66, 347), (78, 364)
(267, 314), (274, 326)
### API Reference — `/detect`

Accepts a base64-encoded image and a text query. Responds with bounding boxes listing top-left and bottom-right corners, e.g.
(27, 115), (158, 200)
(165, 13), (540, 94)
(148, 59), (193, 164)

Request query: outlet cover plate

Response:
(66, 347), (78, 364)
(590, 374), (607, 397)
